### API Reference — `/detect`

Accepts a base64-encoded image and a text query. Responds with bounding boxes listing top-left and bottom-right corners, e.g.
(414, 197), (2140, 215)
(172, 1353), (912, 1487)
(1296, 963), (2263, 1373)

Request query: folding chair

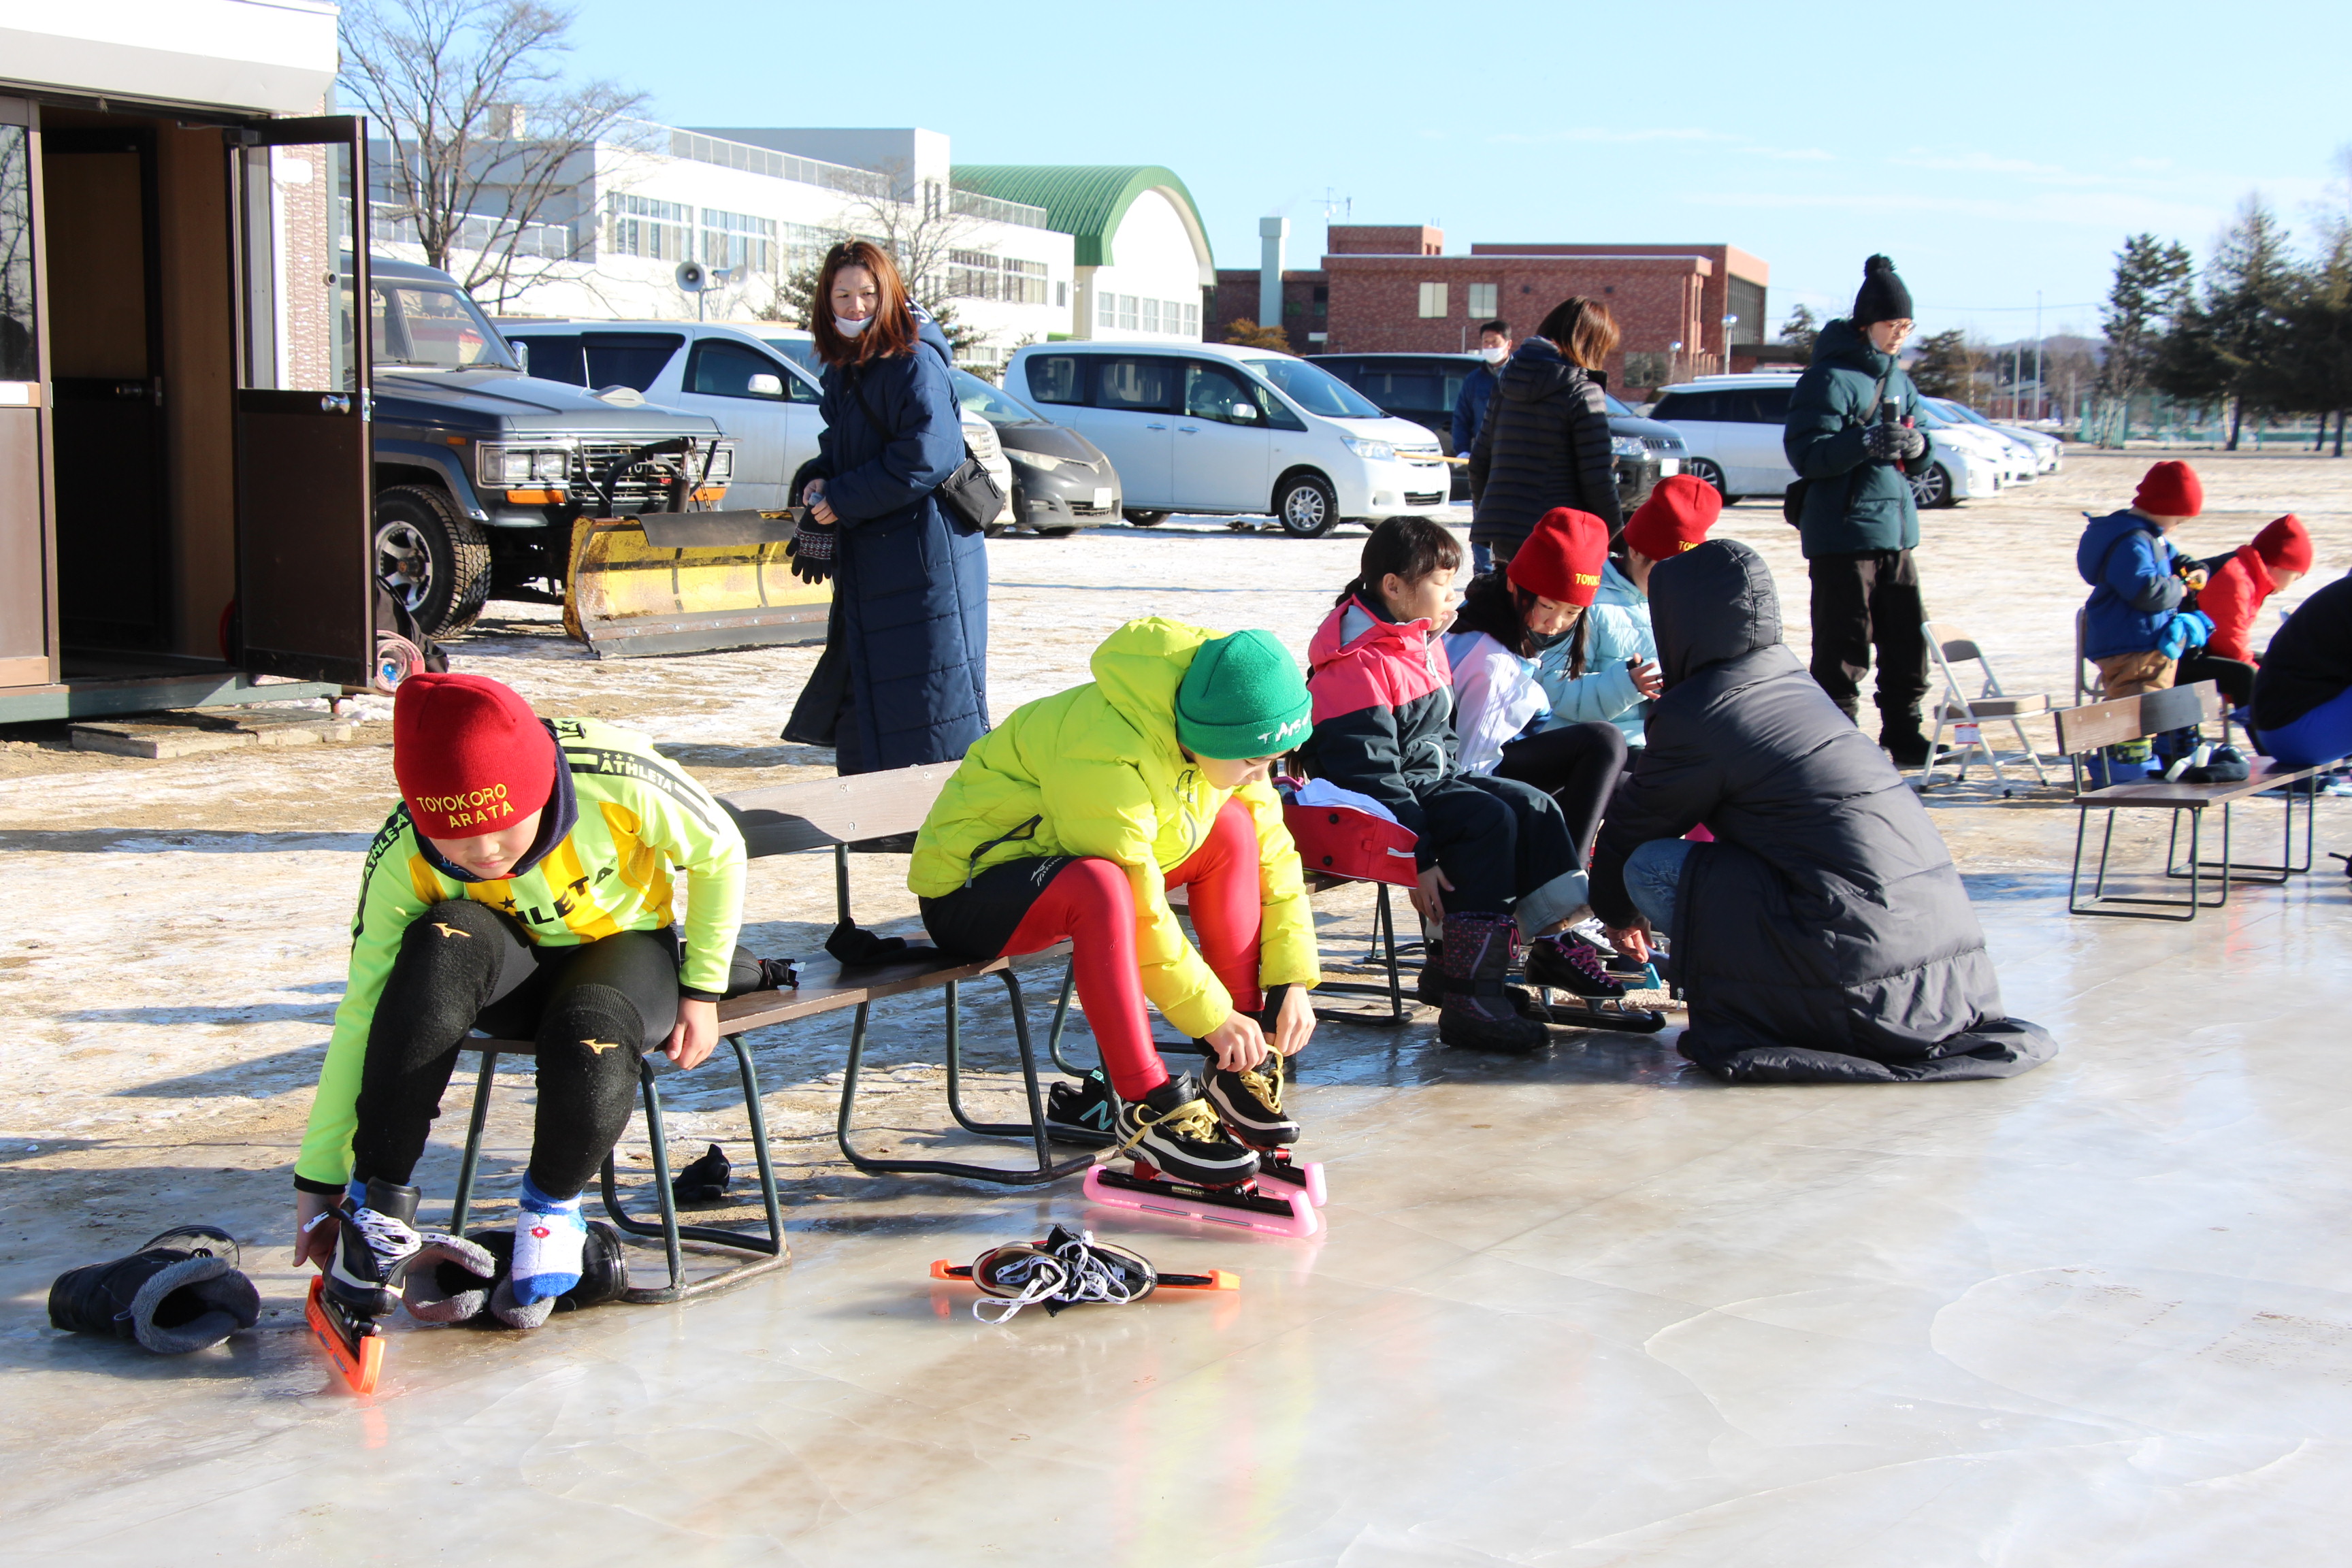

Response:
(1918, 621), (2051, 791)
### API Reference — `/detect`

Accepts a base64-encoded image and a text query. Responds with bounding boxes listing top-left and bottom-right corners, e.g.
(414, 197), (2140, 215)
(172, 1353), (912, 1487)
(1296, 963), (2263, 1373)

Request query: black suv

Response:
(354, 258), (736, 638)
(1309, 351), (1687, 511)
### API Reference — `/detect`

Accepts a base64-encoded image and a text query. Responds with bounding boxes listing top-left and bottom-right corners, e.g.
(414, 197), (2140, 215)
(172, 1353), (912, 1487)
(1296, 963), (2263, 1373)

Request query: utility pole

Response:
(2034, 291), (2044, 423)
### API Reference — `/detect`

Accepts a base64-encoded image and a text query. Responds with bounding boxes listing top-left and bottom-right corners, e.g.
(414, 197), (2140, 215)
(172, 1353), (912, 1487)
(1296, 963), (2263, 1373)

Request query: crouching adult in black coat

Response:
(1588, 538), (2055, 1084)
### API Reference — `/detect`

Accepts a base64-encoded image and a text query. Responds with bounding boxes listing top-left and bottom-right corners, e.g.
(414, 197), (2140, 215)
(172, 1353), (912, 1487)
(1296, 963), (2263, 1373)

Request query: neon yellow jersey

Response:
(296, 717), (745, 1188)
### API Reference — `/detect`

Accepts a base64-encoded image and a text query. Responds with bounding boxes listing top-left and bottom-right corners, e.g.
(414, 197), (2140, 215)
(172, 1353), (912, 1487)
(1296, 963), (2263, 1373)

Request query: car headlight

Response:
(476, 442), (572, 488)
(1009, 450), (1070, 472)
(1343, 438), (1396, 461)
(702, 442), (734, 482)
(1611, 435), (1646, 459)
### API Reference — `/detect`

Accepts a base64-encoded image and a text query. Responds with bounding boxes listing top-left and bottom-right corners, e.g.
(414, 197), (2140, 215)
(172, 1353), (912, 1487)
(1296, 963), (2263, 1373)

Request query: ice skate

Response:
(1083, 1075), (1318, 1238)
(1205, 1039), (1299, 1149)
(1436, 913), (1550, 1052)
(939, 1225), (1188, 1322)
(1524, 931), (1670, 1034)
(324, 1178), (425, 1320)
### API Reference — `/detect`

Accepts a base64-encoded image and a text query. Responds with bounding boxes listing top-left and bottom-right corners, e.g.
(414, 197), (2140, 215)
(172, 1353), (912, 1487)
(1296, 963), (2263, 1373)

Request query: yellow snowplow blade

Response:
(562, 511), (830, 658)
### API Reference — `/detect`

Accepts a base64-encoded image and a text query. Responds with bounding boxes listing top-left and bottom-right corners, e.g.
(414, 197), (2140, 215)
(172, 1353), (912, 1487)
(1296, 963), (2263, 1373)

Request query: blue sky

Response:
(566, 0), (2351, 346)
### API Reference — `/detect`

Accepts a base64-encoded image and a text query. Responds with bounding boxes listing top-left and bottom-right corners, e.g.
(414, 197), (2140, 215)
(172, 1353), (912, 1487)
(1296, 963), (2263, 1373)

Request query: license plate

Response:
(1658, 458), (1680, 476)
(1092, 488), (1112, 510)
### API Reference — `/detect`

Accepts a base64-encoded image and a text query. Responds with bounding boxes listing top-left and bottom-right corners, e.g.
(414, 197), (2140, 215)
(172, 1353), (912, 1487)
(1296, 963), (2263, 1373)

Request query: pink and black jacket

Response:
(1298, 595), (1458, 866)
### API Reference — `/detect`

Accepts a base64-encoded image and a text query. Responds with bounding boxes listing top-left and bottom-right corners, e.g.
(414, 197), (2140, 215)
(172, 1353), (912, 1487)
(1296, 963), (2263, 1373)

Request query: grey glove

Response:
(1895, 425), (1928, 461)
(1861, 421), (1902, 461)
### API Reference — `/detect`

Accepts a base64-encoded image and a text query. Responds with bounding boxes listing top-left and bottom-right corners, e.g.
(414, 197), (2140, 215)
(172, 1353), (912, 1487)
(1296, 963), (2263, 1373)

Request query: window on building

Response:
(1418, 282), (1448, 318)
(1181, 301), (1200, 338)
(1057, 280), (1068, 308)
(1467, 282), (1498, 318)
(1098, 291), (1117, 331)
(1005, 257), (1049, 305)
(782, 222), (833, 276)
(698, 208), (775, 274)
(605, 194), (690, 261)
(1141, 298), (1161, 333)
(1727, 277), (1766, 346)
(948, 248), (1000, 301)
(1118, 295), (1139, 331)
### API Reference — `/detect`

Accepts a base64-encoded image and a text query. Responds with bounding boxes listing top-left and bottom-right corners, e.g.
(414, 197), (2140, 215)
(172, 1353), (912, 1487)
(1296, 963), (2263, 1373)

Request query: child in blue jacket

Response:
(2077, 460), (2213, 777)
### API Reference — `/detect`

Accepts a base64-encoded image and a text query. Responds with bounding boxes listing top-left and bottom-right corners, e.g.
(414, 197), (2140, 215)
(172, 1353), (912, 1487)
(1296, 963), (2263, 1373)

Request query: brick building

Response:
(1209, 226), (1774, 398)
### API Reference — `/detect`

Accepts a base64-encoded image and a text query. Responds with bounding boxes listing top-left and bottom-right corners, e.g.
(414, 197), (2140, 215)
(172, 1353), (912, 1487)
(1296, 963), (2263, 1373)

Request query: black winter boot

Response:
(1437, 913), (1550, 1052)
(1879, 712), (1934, 769)
(461, 1221), (631, 1328)
(1421, 947), (1548, 1019)
(48, 1223), (259, 1354)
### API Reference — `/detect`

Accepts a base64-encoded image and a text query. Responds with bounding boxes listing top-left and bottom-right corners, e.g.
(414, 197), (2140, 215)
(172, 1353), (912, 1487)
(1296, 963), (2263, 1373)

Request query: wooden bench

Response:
(2056, 680), (2321, 921)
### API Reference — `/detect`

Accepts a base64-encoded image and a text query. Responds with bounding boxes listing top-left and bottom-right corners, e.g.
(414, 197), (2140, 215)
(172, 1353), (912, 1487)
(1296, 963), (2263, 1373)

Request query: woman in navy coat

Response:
(783, 240), (990, 773)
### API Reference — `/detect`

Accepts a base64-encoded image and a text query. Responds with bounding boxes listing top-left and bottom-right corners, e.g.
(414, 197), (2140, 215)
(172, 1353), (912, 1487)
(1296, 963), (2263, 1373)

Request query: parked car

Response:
(1648, 372), (1999, 512)
(1308, 350), (1686, 511)
(1006, 341), (1450, 537)
(501, 318), (1012, 523)
(357, 259), (735, 639)
(951, 370), (1121, 536)
(1919, 399), (2035, 487)
(1930, 397), (2062, 474)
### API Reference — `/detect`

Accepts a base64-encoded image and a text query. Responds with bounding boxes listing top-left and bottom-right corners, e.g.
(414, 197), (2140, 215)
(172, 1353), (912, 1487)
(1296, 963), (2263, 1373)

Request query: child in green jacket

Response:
(292, 673), (748, 1329)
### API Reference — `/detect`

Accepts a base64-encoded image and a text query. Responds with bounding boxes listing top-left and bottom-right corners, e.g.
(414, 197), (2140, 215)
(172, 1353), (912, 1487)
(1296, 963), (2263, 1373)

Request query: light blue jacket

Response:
(1533, 561), (1656, 746)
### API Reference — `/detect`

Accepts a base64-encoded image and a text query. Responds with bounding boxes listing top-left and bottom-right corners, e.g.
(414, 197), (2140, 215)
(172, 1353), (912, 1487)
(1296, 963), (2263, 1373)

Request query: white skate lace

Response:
(973, 1230), (1142, 1324)
(350, 1205), (421, 1277)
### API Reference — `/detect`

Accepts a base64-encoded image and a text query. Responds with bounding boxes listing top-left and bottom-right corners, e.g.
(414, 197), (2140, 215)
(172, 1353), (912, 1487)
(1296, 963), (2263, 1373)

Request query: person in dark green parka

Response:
(1782, 255), (1939, 766)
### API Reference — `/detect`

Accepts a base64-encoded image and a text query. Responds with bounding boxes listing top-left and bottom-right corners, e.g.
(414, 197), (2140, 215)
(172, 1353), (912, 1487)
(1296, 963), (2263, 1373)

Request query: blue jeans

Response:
(1471, 539), (1494, 576)
(2257, 685), (2352, 770)
(1622, 838), (1694, 934)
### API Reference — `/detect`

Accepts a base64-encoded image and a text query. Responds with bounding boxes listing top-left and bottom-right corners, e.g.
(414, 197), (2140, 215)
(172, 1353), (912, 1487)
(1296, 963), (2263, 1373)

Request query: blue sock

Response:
(510, 1174), (586, 1305)
(345, 1177), (368, 1210)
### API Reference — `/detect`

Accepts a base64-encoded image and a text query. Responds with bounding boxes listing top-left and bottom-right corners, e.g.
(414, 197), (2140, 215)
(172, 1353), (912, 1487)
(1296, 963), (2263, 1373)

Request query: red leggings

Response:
(1002, 796), (1265, 1100)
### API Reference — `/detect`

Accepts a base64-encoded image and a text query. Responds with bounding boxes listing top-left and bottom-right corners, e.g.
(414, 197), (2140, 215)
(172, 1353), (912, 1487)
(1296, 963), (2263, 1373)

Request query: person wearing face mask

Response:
(782, 240), (990, 774)
(1782, 255), (1940, 767)
(1451, 319), (1512, 574)
(909, 621), (1320, 1184)
(1468, 297), (1625, 570)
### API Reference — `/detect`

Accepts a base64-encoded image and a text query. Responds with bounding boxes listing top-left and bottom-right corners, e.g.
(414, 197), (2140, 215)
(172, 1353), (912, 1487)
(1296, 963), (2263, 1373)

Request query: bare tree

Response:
(338, 0), (645, 309)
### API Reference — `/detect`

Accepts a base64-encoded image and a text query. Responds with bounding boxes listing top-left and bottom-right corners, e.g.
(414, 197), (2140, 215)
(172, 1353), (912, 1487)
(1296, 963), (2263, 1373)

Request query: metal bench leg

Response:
(836, 993), (1091, 1187)
(1313, 880), (1416, 1026)
(450, 1049), (500, 1235)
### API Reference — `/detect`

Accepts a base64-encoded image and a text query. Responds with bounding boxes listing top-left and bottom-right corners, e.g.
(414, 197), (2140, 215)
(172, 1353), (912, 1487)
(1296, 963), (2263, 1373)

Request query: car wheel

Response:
(1909, 463), (1955, 510)
(1124, 510), (1167, 527)
(374, 484), (491, 640)
(1273, 473), (1339, 538)
(1685, 457), (1737, 506)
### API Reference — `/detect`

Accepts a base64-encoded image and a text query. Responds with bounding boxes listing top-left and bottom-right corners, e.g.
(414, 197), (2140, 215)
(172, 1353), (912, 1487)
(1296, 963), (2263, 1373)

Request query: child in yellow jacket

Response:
(292, 674), (748, 1329)
(909, 619), (1319, 1186)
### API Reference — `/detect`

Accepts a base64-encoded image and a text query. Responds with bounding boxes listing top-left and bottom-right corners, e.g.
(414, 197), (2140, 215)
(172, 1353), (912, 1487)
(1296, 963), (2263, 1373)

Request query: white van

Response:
(1004, 340), (1450, 537)
(1648, 373), (1999, 511)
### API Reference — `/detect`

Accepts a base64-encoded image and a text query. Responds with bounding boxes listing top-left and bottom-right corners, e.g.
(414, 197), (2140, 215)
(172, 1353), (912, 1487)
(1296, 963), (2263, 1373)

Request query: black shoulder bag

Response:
(850, 367), (1005, 534)
(1783, 365), (1891, 528)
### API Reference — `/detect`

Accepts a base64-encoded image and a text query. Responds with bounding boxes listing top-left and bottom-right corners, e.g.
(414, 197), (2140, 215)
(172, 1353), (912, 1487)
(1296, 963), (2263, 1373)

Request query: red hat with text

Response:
(1622, 474), (1723, 562)
(2253, 514), (2313, 576)
(2134, 459), (2204, 519)
(393, 673), (557, 838)
(1509, 508), (1610, 607)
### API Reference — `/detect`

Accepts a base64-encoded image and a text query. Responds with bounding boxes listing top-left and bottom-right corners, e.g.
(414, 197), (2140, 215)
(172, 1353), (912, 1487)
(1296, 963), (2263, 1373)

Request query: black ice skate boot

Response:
(1524, 931), (1631, 999)
(326, 1177), (425, 1320)
(1202, 985), (1303, 1148)
(48, 1223), (260, 1354)
(1113, 1074), (1265, 1186)
(1438, 913), (1549, 1052)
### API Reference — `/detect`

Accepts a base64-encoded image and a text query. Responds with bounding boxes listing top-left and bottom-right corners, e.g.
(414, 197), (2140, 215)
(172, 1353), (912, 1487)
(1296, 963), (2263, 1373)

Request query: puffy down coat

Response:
(1782, 317), (1934, 558)
(906, 618), (1318, 1039)
(1467, 335), (1623, 557)
(1297, 595), (1457, 862)
(1590, 539), (2056, 1084)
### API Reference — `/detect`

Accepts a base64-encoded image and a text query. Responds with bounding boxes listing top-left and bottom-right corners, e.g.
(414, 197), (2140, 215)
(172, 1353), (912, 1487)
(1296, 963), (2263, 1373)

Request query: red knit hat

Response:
(1622, 474), (1722, 562)
(392, 673), (557, 838)
(2134, 459), (2204, 518)
(2253, 514), (2313, 575)
(1508, 508), (1609, 607)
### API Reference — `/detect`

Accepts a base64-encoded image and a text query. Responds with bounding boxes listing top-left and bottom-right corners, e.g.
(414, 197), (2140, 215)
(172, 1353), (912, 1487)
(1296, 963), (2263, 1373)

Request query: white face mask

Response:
(835, 314), (872, 338)
(1480, 343), (1508, 364)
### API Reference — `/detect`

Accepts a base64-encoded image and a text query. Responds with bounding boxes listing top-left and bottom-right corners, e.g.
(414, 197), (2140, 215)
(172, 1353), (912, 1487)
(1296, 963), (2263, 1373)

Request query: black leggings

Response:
(350, 900), (681, 1200)
(2176, 649), (2257, 708)
(1492, 720), (1630, 862)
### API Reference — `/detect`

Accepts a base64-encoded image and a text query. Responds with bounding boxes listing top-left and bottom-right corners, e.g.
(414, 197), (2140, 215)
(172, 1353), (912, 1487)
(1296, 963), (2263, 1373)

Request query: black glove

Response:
(1894, 425), (1927, 461)
(1861, 421), (1902, 461)
(788, 520), (836, 585)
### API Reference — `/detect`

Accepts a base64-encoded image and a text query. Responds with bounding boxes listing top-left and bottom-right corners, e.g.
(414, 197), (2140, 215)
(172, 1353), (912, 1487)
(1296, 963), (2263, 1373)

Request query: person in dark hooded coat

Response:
(783, 240), (990, 774)
(1588, 538), (2056, 1084)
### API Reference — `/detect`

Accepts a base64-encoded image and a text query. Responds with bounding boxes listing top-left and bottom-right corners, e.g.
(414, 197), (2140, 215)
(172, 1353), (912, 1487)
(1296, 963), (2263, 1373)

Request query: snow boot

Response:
(1524, 931), (1630, 999)
(1438, 912), (1550, 1052)
(398, 1232), (502, 1325)
(1420, 945), (1548, 1020)
(468, 1220), (630, 1329)
(48, 1223), (259, 1354)
(1113, 1074), (1264, 1187)
(1879, 712), (1935, 769)
(325, 1178), (424, 1321)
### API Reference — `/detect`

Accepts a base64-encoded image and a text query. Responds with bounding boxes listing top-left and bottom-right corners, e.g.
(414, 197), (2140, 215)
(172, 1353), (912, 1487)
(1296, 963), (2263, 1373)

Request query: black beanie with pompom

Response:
(1851, 255), (1913, 326)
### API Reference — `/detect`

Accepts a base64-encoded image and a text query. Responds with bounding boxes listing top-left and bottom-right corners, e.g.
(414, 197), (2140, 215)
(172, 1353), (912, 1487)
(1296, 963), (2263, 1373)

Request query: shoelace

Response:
(973, 1232), (1142, 1324)
(1561, 941), (1615, 985)
(1109, 1094), (1226, 1158)
(1235, 1058), (1283, 1115)
(348, 1206), (420, 1277)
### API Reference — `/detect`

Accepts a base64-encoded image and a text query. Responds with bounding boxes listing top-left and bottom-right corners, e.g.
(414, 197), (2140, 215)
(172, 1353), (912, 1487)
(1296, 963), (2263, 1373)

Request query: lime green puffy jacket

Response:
(908, 618), (1318, 1039)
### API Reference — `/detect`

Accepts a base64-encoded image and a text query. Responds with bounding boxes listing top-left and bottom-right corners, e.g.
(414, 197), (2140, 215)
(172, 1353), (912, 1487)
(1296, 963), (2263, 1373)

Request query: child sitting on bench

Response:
(911, 619), (1320, 1185)
(1299, 516), (1601, 1055)
(291, 673), (750, 1329)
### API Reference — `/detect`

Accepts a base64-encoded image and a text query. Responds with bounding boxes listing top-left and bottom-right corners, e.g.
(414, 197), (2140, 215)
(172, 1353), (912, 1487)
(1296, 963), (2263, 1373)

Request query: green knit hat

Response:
(1175, 630), (1313, 760)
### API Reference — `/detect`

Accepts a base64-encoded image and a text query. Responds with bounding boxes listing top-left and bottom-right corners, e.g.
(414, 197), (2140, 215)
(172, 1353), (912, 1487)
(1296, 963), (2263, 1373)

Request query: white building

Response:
(950, 165), (1216, 345)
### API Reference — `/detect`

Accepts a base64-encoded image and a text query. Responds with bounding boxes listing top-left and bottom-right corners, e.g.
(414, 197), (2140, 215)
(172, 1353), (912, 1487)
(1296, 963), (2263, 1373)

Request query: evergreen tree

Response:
(1778, 303), (1820, 359)
(1909, 329), (1978, 399)
(2265, 230), (2352, 457)
(2098, 233), (2194, 445)
(2162, 196), (2293, 447)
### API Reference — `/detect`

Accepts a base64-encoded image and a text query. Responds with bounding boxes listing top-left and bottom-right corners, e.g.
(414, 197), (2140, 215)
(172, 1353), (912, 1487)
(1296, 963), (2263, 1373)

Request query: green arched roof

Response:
(951, 165), (1213, 275)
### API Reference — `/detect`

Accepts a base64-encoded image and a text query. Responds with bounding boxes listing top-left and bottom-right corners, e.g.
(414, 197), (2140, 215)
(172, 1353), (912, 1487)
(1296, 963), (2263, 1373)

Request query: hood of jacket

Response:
(1650, 538), (1782, 689)
(1497, 334), (1585, 405)
(1086, 616), (1219, 766)
(1307, 594), (1437, 674)
(1809, 316), (1895, 380)
(1594, 558), (1643, 608)
(2075, 508), (2157, 587)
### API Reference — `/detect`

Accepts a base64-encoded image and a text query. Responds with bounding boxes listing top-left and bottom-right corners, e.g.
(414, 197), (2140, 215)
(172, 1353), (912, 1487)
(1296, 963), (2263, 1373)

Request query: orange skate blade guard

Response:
(306, 1275), (385, 1396)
